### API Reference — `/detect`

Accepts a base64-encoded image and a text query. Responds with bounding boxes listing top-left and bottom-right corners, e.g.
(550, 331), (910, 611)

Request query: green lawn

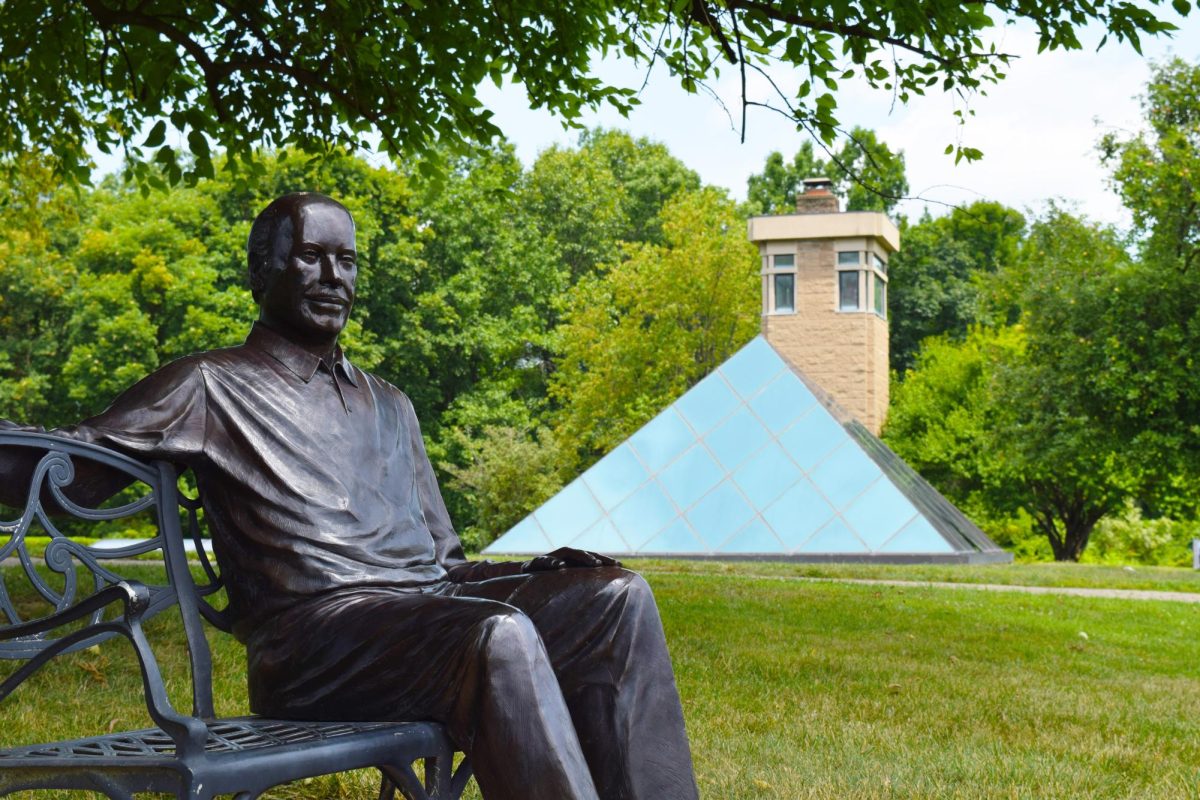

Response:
(623, 557), (1200, 595)
(1, 563), (1198, 798)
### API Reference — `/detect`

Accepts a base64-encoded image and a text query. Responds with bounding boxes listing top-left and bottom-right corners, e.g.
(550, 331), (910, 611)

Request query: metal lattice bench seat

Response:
(0, 432), (473, 799)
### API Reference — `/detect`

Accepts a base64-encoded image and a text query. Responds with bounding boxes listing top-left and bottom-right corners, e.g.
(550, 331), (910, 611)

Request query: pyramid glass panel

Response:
(628, 409), (693, 473)
(492, 515), (553, 554)
(638, 519), (707, 555)
(733, 442), (802, 510)
(685, 481), (755, 547)
(807, 443), (883, 510)
(569, 518), (631, 553)
(878, 517), (955, 554)
(761, 479), (837, 551)
(842, 478), (920, 549)
(659, 444), (725, 512)
(779, 409), (847, 472)
(487, 336), (1007, 563)
(610, 480), (678, 547)
(532, 478), (601, 542)
(583, 444), (649, 509)
(795, 518), (869, 554)
(704, 408), (771, 471)
(749, 371), (818, 434)
(675, 372), (740, 436)
(716, 519), (785, 554)
(719, 338), (784, 399)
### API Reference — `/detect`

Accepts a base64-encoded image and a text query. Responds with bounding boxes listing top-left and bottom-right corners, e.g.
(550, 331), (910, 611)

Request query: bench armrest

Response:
(0, 578), (209, 758)
(0, 580), (150, 642)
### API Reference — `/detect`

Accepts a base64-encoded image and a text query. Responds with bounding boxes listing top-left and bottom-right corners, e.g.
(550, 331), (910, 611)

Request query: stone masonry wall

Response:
(762, 238), (890, 434)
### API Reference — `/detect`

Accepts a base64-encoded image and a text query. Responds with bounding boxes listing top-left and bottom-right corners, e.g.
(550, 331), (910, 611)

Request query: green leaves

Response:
(0, 0), (1187, 191)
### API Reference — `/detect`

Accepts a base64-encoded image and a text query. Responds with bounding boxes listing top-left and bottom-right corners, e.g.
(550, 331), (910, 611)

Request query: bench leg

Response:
(378, 773), (397, 800)
(379, 763), (430, 800)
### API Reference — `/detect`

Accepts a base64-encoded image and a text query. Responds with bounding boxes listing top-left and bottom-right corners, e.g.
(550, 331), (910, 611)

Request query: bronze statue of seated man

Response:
(0, 193), (698, 800)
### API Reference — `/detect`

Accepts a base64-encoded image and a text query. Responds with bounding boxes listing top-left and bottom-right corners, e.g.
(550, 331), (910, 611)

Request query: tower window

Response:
(839, 271), (860, 311)
(872, 252), (886, 274)
(837, 251), (860, 266)
(774, 274), (795, 312)
(767, 253), (796, 314)
(874, 273), (887, 317)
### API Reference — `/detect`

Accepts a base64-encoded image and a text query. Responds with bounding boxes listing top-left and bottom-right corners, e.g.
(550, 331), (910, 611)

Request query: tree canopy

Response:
(2, 0), (1187, 188)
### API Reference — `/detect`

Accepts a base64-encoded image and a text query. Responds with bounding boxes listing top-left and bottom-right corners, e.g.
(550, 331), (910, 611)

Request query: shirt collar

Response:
(246, 322), (359, 387)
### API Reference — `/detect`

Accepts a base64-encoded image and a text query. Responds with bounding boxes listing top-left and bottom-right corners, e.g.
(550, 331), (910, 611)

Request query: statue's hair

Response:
(246, 192), (351, 302)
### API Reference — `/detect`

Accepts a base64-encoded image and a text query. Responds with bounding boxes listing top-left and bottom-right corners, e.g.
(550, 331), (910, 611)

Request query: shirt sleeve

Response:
(0, 357), (208, 507)
(401, 393), (470, 571)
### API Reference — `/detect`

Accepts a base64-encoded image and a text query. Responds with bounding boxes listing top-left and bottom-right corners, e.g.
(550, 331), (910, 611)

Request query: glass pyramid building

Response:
(485, 336), (1010, 563)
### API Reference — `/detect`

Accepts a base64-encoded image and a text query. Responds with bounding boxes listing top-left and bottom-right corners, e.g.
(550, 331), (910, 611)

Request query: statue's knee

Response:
(479, 608), (540, 658)
(613, 569), (654, 607)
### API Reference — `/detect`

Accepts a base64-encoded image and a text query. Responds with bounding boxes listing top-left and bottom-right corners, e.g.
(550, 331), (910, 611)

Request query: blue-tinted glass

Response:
(637, 519), (708, 554)
(569, 518), (631, 554)
(583, 444), (649, 510)
(878, 517), (954, 554)
(716, 519), (785, 554)
(841, 478), (919, 549)
(610, 481), (679, 546)
(795, 517), (868, 554)
(749, 371), (817, 434)
(686, 481), (755, 547)
(761, 479), (836, 550)
(658, 444), (724, 512)
(704, 408), (770, 471)
(628, 409), (694, 473)
(774, 274), (795, 312)
(733, 442), (802, 510)
(778, 409), (847, 472)
(837, 251), (860, 266)
(483, 515), (551, 555)
(719, 337), (784, 400)
(839, 270), (860, 311)
(533, 478), (601, 541)
(808, 443), (883, 510)
(674, 372), (741, 436)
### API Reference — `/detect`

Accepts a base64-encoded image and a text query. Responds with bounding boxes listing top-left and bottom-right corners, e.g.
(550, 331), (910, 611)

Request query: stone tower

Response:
(746, 178), (900, 434)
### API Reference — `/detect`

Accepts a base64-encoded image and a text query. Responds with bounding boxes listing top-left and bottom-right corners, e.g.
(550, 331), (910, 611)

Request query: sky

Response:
(477, 10), (1200, 228)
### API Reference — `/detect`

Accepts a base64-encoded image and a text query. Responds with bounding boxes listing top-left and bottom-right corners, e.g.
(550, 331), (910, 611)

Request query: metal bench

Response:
(0, 431), (473, 799)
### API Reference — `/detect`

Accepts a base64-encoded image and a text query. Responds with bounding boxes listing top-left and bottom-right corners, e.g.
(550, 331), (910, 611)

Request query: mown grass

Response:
(1, 563), (1198, 798)
(621, 557), (1200, 595)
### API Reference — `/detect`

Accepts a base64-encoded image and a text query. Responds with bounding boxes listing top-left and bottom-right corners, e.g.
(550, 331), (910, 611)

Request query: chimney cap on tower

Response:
(801, 177), (835, 194)
(795, 176), (839, 214)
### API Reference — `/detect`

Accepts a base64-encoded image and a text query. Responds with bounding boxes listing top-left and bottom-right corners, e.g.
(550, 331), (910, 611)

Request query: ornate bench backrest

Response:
(0, 431), (224, 720)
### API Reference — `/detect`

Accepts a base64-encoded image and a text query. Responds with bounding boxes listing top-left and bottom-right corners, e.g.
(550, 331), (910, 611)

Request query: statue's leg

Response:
(451, 568), (699, 800)
(245, 587), (599, 800)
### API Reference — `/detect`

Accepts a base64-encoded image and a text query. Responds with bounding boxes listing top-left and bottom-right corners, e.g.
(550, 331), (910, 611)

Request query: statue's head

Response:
(247, 192), (357, 348)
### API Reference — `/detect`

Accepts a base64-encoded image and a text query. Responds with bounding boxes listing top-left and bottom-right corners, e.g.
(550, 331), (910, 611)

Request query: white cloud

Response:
(481, 12), (1200, 227)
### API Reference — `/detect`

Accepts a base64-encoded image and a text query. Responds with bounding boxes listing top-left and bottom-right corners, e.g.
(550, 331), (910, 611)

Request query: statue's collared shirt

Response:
(51, 323), (466, 640)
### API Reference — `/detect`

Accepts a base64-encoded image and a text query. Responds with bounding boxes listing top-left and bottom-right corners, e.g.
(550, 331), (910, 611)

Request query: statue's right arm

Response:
(0, 419), (50, 507)
(0, 359), (207, 509)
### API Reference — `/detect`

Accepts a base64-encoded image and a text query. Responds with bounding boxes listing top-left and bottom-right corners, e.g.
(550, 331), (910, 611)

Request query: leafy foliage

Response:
(551, 188), (760, 464)
(1, 1), (1185, 188)
(1100, 57), (1200, 271)
(444, 426), (566, 552)
(887, 210), (1144, 561)
(744, 128), (907, 215)
(887, 201), (1025, 373)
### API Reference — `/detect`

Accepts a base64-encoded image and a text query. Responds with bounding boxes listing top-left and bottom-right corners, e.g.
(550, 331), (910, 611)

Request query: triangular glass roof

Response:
(485, 337), (1010, 563)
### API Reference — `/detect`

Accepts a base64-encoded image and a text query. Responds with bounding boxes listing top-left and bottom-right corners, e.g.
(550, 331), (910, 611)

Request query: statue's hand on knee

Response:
(522, 546), (621, 572)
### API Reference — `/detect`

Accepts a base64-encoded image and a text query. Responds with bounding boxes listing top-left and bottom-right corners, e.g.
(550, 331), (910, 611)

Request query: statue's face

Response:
(259, 201), (357, 345)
